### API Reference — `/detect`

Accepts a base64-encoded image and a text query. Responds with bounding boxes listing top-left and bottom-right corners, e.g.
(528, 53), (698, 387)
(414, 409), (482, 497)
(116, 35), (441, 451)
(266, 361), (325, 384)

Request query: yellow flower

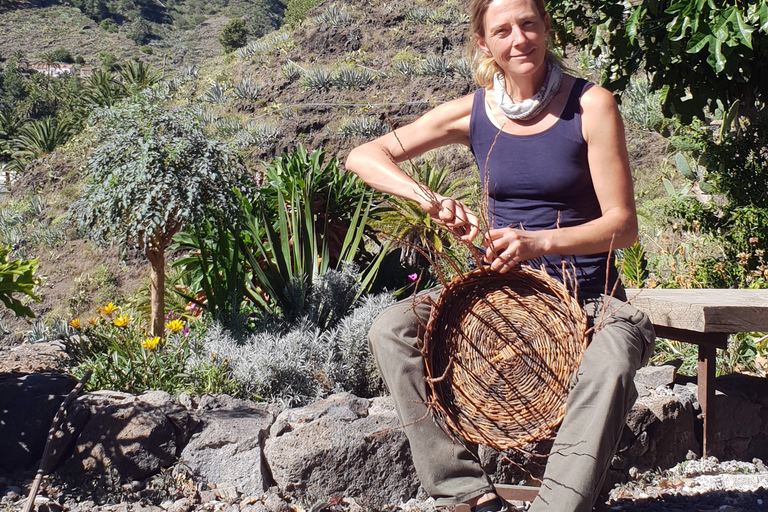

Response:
(142, 337), (161, 350)
(165, 319), (185, 333)
(100, 302), (119, 315)
(112, 314), (134, 327)
(87, 317), (100, 326)
(69, 319), (81, 329)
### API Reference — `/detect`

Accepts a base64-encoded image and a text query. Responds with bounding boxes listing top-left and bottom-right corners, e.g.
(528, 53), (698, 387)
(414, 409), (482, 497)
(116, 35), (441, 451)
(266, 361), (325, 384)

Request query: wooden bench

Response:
(458, 288), (768, 510)
(625, 288), (768, 457)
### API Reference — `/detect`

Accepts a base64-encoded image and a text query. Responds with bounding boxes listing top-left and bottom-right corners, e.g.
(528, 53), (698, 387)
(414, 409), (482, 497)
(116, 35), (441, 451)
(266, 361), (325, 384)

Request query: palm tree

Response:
(118, 60), (162, 91)
(83, 70), (126, 107)
(0, 109), (25, 160)
(11, 117), (72, 161)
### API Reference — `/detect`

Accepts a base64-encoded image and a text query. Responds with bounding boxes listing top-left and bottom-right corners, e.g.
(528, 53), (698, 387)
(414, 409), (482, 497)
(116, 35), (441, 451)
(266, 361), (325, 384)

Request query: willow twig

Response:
(23, 369), (93, 512)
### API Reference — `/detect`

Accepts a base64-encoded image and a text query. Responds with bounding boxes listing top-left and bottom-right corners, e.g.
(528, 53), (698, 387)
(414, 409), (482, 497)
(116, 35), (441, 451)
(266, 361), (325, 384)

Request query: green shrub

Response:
(219, 18), (248, 53)
(173, 145), (387, 327)
(0, 245), (39, 318)
(51, 48), (74, 64)
(283, 0), (321, 27)
(139, 45), (153, 55)
(99, 18), (117, 33)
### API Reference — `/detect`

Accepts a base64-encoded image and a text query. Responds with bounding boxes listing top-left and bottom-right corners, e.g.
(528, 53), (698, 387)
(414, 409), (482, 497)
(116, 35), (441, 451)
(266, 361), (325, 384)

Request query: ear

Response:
(543, 13), (551, 37)
(474, 33), (492, 57)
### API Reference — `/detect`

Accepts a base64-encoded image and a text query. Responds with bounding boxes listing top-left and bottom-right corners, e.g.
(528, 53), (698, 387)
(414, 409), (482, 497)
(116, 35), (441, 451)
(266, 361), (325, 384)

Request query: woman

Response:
(345, 1), (655, 511)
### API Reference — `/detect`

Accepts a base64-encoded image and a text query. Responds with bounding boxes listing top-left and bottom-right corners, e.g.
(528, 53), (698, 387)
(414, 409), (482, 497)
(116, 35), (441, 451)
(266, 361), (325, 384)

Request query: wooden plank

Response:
(454, 485), (540, 511)
(625, 289), (768, 333)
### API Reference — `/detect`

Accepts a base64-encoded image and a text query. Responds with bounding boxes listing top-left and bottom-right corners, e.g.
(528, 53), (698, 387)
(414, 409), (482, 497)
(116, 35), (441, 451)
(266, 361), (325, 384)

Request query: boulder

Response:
(713, 374), (768, 461)
(180, 394), (275, 496)
(634, 365), (678, 397)
(0, 371), (77, 474)
(616, 384), (699, 471)
(264, 393), (419, 509)
(59, 390), (199, 483)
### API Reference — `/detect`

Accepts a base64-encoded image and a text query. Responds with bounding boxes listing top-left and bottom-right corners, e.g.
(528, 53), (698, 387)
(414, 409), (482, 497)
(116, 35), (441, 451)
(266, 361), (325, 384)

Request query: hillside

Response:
(0, 0), (671, 340)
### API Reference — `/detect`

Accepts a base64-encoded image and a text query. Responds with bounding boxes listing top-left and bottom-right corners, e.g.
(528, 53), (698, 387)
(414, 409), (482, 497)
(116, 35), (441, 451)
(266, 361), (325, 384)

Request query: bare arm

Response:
(346, 94), (480, 241)
(485, 85), (638, 271)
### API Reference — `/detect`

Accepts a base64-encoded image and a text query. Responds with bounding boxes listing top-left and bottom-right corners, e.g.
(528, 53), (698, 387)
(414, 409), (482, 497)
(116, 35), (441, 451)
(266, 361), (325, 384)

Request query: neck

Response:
(504, 61), (549, 101)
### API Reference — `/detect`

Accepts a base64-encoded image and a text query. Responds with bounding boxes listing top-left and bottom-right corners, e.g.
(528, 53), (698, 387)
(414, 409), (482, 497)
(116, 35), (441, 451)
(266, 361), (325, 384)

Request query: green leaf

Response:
(626, 6), (646, 45)
(620, 241), (648, 288)
(686, 31), (713, 54)
(663, 178), (677, 198)
(675, 152), (696, 179)
(720, 99), (740, 140)
(732, 9), (754, 49)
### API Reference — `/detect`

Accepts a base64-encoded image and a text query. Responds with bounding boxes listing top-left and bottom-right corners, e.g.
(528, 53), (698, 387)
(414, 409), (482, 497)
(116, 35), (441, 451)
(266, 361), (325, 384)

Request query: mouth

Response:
(510, 48), (535, 59)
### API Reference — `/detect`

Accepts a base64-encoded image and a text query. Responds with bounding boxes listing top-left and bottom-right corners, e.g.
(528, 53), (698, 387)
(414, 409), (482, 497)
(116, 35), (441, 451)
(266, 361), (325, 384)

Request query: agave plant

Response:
(331, 67), (375, 90)
(420, 55), (453, 77)
(314, 4), (353, 27)
(339, 116), (389, 139)
(233, 76), (260, 102)
(405, 7), (435, 24)
(394, 60), (418, 77)
(202, 82), (229, 105)
(282, 61), (303, 82)
(301, 68), (333, 92)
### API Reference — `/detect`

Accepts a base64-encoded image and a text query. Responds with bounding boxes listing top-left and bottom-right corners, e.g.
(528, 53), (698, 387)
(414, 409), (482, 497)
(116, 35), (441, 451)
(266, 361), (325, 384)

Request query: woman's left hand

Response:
(483, 228), (547, 274)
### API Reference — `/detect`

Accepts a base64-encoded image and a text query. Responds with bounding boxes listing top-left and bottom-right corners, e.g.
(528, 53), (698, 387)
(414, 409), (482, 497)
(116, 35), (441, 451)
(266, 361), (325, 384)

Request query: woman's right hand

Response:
(425, 194), (480, 243)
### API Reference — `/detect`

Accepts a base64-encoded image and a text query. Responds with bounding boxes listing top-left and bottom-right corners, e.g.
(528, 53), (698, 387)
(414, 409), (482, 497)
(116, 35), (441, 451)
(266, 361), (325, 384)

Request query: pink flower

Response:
(407, 273), (418, 282)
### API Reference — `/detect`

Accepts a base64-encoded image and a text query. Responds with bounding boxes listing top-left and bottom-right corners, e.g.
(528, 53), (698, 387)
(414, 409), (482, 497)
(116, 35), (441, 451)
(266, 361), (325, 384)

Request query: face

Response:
(474, 0), (550, 78)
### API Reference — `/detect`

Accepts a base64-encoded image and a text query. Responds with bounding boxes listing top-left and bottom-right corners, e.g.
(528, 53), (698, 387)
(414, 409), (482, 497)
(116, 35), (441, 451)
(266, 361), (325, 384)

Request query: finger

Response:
(438, 198), (457, 223)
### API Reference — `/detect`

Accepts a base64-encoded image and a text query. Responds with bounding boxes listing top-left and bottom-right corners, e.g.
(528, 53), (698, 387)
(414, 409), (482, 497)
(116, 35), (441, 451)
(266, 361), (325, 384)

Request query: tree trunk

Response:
(146, 246), (165, 337)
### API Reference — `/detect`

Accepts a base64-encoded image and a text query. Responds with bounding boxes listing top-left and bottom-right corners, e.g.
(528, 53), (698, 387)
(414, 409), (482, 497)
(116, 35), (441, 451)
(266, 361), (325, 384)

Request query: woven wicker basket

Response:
(423, 266), (587, 451)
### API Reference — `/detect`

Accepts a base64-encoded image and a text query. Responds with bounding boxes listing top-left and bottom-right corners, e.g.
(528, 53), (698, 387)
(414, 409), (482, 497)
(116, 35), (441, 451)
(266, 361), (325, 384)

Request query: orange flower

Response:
(69, 319), (81, 330)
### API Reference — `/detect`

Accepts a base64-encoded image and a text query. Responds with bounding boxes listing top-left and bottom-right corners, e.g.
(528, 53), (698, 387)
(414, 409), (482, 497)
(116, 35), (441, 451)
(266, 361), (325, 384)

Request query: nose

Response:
(511, 25), (527, 47)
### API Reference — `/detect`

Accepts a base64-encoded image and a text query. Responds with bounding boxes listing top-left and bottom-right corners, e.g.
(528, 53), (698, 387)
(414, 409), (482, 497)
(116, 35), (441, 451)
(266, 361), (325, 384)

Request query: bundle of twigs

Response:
(422, 264), (587, 452)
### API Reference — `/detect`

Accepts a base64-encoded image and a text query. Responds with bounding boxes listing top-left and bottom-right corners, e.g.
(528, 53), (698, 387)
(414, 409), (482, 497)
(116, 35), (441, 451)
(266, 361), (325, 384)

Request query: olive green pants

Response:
(369, 289), (655, 511)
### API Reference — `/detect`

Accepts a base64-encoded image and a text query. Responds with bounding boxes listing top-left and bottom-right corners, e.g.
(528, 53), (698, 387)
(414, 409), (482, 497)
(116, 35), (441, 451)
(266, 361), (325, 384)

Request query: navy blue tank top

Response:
(469, 78), (618, 296)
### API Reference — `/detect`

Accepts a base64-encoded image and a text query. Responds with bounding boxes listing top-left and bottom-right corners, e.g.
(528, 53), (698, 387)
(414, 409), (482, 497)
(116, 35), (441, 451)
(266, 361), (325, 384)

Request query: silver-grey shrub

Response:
(191, 291), (396, 407)
(202, 82), (229, 104)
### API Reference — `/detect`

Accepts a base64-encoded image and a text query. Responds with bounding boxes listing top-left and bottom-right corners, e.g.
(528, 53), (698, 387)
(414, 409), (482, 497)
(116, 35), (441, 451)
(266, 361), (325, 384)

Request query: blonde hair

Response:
(468, 0), (561, 88)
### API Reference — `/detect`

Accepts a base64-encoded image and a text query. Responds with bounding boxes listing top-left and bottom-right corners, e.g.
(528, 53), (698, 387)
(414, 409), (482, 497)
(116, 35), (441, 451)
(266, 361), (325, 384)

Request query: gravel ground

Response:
(604, 458), (768, 512)
(2, 458), (768, 512)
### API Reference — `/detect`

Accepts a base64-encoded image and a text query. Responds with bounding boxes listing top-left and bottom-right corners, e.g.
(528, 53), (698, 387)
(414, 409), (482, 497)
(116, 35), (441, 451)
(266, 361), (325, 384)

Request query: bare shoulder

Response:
(578, 82), (620, 115)
(420, 92), (475, 129)
(395, 92), (476, 147)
